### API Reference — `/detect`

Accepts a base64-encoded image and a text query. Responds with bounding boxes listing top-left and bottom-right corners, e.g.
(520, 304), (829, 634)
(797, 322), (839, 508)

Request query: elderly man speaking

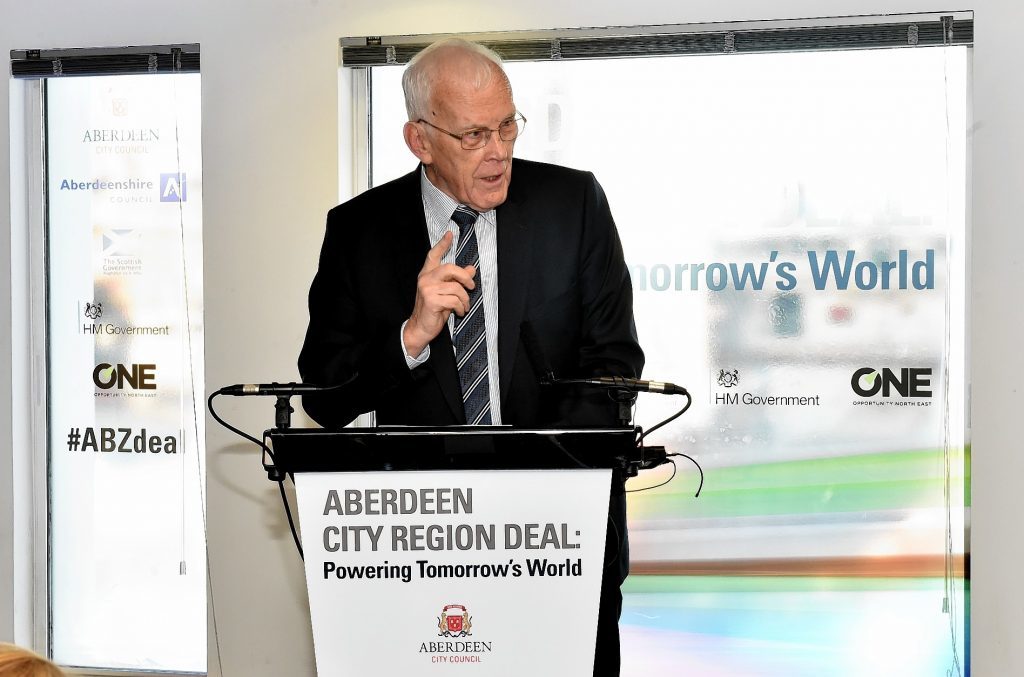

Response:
(299, 38), (644, 676)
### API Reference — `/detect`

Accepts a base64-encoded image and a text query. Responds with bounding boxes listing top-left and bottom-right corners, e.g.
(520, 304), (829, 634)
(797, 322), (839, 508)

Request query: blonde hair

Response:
(0, 644), (66, 677)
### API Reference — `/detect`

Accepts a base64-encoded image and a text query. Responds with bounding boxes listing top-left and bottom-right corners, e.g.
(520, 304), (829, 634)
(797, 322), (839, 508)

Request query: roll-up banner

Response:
(46, 74), (205, 671)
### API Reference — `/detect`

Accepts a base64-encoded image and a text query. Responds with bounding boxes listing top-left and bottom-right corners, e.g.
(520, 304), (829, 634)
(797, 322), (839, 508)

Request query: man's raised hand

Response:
(403, 231), (476, 357)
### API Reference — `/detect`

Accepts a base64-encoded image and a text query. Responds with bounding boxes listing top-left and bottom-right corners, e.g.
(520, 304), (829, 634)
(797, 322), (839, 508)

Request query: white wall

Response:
(2, 0), (1020, 674)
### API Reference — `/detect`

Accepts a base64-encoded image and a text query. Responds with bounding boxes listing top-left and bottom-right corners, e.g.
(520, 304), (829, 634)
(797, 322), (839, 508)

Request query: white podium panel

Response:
(295, 469), (611, 676)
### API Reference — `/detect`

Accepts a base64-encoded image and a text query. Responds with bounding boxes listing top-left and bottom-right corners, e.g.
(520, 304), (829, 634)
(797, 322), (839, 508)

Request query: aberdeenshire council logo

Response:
(57, 172), (187, 204)
(420, 604), (491, 665)
(160, 173), (187, 202)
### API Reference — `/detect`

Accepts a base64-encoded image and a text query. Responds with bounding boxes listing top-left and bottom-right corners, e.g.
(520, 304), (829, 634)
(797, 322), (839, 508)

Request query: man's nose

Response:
(483, 128), (509, 160)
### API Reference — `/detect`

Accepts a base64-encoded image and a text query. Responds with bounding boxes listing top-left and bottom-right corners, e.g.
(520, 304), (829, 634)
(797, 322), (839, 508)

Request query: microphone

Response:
(559, 377), (688, 396)
(218, 382), (338, 396)
(520, 321), (687, 396)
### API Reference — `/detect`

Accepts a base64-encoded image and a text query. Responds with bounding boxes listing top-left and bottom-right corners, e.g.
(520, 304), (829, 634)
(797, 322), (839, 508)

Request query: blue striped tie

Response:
(451, 206), (492, 425)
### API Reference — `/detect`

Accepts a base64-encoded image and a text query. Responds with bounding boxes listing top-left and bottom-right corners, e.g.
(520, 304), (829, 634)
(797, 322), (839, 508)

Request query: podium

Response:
(267, 426), (661, 676)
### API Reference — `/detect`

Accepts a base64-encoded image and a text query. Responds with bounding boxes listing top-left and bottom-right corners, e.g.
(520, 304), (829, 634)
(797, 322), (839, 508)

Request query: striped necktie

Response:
(450, 206), (492, 425)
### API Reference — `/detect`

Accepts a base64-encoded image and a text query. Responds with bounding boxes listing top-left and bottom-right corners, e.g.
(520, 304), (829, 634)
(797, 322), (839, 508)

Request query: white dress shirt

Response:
(399, 167), (502, 424)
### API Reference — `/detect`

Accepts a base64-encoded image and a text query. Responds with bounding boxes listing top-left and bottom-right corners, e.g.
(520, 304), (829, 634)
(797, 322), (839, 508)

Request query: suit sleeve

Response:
(577, 172), (645, 379)
(297, 209), (417, 428)
(547, 172), (645, 428)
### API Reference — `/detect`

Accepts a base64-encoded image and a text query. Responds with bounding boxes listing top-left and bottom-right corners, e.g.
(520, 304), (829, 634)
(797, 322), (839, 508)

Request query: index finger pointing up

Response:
(423, 231), (454, 270)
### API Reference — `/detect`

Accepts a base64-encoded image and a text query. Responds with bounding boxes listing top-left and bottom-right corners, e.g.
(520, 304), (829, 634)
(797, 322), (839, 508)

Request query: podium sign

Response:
(295, 468), (611, 675)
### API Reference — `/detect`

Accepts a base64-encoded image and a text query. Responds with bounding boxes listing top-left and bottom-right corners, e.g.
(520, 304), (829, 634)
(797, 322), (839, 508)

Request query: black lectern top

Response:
(266, 426), (661, 474)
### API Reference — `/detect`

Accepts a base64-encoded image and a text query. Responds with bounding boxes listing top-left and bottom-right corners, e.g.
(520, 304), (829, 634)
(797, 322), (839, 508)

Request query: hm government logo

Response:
(717, 369), (739, 388)
(714, 367), (821, 408)
(160, 173), (187, 202)
(850, 367), (933, 408)
(80, 299), (170, 338)
(420, 604), (490, 664)
(84, 302), (103, 320)
(438, 604), (472, 638)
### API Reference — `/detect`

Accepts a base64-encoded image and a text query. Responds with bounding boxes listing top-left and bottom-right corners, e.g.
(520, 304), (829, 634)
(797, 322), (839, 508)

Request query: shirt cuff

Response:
(400, 320), (430, 369)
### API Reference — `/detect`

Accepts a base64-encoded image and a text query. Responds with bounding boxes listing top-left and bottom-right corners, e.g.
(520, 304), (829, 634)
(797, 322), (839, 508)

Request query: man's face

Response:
(416, 64), (516, 212)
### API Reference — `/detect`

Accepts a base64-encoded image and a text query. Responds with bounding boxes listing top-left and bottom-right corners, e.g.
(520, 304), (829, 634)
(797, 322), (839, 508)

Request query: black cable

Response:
(207, 389), (273, 459)
(668, 452), (703, 497)
(626, 389), (699, 493)
(626, 458), (677, 493)
(605, 507), (621, 568)
(208, 389), (305, 560)
(637, 390), (692, 444)
(279, 479), (304, 560)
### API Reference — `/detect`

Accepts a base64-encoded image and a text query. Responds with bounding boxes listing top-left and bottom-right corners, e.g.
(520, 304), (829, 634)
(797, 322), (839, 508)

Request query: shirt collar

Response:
(420, 166), (496, 228)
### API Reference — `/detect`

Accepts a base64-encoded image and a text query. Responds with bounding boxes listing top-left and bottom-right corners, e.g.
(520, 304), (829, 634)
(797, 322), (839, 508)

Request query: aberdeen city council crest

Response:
(437, 604), (472, 638)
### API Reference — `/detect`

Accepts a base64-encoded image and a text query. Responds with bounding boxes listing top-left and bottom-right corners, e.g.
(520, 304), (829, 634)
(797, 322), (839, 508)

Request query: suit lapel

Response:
(496, 178), (533, 408)
(430, 328), (464, 424)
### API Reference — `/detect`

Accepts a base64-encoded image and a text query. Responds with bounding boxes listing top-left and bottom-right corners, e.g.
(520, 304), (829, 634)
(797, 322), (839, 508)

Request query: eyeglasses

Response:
(417, 113), (527, 150)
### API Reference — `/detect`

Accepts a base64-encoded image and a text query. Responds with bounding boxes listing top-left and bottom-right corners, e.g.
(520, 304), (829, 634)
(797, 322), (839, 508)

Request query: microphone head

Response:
(219, 382), (335, 396)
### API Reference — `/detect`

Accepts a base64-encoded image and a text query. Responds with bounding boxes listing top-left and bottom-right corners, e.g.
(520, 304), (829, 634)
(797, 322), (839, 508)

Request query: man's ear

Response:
(403, 121), (433, 165)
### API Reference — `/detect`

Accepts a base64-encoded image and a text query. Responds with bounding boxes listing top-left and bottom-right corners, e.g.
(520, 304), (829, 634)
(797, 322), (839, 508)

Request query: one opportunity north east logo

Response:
(850, 367), (933, 407)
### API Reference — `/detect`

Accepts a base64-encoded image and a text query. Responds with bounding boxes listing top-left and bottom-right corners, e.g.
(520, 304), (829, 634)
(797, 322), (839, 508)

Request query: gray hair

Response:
(402, 39), (510, 121)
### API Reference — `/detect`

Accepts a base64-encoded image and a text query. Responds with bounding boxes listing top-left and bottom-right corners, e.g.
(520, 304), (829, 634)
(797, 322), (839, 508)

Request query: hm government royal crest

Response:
(437, 604), (472, 638)
(717, 369), (739, 388)
(84, 302), (103, 320)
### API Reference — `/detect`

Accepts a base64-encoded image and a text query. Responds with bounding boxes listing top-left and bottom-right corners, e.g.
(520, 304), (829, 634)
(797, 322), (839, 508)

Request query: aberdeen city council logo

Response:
(717, 369), (739, 388)
(438, 604), (472, 638)
(84, 302), (103, 320)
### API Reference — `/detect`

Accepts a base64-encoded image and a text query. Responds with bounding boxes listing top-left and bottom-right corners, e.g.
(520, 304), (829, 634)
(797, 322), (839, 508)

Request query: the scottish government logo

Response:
(438, 604), (472, 638)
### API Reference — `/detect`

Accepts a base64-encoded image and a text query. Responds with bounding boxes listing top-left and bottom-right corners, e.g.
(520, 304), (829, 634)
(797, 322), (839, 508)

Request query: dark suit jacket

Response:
(299, 159), (643, 589)
(298, 158), (644, 429)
